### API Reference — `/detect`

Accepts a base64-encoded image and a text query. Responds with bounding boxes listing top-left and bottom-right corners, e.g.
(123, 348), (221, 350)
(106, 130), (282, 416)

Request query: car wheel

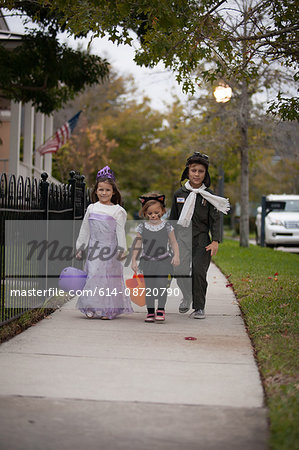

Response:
(265, 243), (275, 248)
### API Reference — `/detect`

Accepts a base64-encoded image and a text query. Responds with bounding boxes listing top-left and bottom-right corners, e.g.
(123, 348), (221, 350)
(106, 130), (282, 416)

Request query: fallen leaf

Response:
(184, 336), (197, 341)
(226, 283), (233, 287)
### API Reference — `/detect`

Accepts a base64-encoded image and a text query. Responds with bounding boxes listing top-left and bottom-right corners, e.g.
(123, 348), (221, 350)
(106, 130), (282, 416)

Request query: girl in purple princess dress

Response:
(76, 166), (133, 319)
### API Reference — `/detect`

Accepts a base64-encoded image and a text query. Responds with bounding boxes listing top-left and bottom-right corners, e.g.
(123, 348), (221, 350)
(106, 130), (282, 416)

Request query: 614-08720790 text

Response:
(97, 287), (180, 297)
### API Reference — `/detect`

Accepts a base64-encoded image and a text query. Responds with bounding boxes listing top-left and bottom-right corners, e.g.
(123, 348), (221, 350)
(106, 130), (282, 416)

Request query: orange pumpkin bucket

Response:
(125, 274), (146, 306)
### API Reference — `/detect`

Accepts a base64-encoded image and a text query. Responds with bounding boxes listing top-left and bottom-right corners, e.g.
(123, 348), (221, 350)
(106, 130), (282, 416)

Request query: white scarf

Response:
(177, 181), (230, 227)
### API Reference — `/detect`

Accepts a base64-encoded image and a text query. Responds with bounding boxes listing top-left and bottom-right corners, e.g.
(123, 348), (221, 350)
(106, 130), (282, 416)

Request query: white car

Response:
(255, 195), (299, 247)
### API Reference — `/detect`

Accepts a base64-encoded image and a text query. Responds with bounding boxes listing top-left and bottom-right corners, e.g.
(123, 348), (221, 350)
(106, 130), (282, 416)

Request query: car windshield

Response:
(284, 200), (299, 212)
(266, 200), (299, 212)
(271, 200), (299, 212)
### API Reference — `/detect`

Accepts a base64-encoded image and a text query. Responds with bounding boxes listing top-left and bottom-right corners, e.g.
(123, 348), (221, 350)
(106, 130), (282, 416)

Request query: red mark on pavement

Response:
(184, 336), (197, 341)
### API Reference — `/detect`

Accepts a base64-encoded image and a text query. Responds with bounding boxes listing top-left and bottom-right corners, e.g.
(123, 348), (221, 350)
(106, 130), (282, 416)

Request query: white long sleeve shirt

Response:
(76, 202), (127, 251)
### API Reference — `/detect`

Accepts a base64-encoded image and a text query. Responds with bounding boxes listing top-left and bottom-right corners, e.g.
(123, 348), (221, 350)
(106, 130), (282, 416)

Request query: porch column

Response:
(34, 112), (45, 178)
(23, 102), (34, 177)
(44, 115), (53, 175)
(8, 101), (21, 176)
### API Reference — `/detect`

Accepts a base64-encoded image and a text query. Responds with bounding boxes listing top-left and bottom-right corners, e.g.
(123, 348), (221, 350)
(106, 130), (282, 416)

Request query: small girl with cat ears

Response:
(131, 193), (180, 323)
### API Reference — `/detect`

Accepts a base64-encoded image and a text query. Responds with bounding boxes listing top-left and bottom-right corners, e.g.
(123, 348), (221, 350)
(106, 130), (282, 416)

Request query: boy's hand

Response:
(171, 255), (180, 266)
(205, 241), (219, 256)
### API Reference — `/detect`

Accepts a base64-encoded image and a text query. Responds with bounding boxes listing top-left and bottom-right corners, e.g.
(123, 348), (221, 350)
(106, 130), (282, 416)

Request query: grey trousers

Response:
(144, 276), (170, 309)
(175, 241), (211, 310)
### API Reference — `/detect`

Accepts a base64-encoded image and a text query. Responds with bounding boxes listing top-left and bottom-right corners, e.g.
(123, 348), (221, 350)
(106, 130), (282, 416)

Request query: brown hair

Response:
(91, 177), (122, 205)
(139, 192), (166, 218)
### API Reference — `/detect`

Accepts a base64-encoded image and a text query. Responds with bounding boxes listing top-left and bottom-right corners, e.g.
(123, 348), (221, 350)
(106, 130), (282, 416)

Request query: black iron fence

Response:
(0, 171), (90, 326)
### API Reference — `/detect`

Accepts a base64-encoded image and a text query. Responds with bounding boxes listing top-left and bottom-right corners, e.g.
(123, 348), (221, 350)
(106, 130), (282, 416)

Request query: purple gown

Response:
(76, 212), (133, 319)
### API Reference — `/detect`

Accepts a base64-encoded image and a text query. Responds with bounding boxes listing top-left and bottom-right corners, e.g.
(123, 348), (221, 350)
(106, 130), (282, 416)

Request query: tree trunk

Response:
(238, 6), (250, 248)
(239, 79), (249, 247)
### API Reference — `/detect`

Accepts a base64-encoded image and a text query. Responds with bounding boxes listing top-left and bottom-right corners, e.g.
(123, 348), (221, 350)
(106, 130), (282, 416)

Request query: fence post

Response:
(40, 172), (49, 291)
(68, 171), (78, 266)
(80, 175), (86, 217)
(261, 195), (266, 247)
(68, 171), (88, 268)
(0, 174), (8, 322)
(68, 171), (76, 220)
(40, 173), (49, 220)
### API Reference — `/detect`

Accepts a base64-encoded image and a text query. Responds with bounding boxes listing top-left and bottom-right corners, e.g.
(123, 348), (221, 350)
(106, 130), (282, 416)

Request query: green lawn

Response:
(213, 240), (299, 450)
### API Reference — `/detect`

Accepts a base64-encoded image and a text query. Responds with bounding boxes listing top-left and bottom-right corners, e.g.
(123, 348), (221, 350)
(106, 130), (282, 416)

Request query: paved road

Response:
(0, 263), (268, 450)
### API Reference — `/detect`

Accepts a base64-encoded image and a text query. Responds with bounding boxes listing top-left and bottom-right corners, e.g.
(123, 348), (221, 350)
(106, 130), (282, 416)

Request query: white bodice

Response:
(76, 202), (127, 251)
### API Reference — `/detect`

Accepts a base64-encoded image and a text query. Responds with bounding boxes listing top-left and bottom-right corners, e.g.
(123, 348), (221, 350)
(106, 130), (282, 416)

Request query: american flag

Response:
(37, 111), (82, 155)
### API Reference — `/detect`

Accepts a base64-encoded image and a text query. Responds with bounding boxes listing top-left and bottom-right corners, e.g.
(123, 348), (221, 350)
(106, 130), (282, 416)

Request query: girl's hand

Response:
(76, 250), (82, 260)
(117, 249), (127, 261)
(131, 261), (138, 273)
(171, 255), (180, 266)
(205, 241), (219, 256)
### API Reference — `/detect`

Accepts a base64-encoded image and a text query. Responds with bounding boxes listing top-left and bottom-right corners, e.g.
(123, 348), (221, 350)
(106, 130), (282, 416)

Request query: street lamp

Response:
(213, 83), (232, 241)
(213, 85), (232, 103)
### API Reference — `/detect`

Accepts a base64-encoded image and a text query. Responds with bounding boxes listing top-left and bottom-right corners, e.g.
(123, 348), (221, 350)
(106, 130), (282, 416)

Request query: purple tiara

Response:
(96, 166), (116, 181)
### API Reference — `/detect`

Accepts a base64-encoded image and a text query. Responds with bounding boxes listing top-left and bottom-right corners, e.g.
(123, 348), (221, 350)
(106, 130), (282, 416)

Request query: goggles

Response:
(187, 152), (209, 163)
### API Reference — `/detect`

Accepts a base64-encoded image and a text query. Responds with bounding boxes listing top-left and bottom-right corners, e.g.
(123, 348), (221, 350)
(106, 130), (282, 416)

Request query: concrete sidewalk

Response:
(0, 263), (268, 450)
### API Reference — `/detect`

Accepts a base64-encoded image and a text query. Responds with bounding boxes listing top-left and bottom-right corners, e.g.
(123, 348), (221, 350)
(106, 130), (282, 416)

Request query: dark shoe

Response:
(179, 298), (191, 313)
(191, 309), (206, 319)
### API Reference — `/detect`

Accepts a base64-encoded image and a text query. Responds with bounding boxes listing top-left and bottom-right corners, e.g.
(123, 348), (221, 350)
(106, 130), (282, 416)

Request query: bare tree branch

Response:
(230, 25), (299, 42)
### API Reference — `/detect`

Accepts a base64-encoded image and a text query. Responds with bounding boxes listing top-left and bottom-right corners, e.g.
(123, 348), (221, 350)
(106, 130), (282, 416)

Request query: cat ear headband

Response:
(139, 195), (166, 207)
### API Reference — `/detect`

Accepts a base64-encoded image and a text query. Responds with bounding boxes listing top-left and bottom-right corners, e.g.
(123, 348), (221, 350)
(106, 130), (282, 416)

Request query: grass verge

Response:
(213, 240), (299, 450)
(0, 293), (70, 344)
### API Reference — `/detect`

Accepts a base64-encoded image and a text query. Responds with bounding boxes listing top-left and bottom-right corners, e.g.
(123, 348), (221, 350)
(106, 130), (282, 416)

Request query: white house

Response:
(0, 13), (57, 182)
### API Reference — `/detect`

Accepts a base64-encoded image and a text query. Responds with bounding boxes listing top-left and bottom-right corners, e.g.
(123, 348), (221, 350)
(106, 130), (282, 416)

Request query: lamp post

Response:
(213, 84), (232, 241)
